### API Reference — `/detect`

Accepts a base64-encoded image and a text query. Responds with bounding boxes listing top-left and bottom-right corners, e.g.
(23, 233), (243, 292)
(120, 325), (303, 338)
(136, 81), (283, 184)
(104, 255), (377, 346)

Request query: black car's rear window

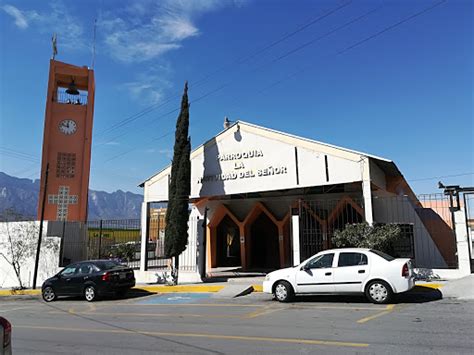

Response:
(369, 250), (395, 261)
(94, 260), (123, 270)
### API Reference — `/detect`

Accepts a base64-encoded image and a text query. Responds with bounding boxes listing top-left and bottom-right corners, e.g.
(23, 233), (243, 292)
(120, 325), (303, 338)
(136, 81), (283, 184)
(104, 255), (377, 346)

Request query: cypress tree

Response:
(164, 82), (191, 276)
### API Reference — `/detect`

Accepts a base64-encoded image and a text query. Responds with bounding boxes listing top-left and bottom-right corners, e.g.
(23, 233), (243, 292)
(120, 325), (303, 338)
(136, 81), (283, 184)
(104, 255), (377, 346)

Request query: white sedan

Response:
(263, 248), (415, 304)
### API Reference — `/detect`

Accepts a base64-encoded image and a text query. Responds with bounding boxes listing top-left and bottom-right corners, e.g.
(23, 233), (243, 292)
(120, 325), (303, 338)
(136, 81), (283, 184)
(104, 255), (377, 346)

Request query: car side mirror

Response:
(302, 264), (310, 271)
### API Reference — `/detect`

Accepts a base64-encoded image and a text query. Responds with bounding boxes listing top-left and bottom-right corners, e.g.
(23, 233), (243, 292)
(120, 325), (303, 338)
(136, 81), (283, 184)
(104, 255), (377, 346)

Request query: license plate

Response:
(119, 273), (126, 279)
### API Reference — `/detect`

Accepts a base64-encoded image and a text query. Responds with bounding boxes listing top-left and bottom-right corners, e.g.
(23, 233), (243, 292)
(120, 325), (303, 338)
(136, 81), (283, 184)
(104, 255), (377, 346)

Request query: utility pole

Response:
(33, 163), (49, 289)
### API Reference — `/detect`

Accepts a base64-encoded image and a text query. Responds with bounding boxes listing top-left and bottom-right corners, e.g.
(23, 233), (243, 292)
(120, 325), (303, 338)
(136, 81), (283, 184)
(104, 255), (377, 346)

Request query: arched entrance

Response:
(249, 213), (279, 270)
(216, 215), (241, 267)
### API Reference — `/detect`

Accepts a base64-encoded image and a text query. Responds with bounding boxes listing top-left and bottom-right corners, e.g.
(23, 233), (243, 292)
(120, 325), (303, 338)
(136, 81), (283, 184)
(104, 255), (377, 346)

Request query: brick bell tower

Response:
(37, 60), (95, 222)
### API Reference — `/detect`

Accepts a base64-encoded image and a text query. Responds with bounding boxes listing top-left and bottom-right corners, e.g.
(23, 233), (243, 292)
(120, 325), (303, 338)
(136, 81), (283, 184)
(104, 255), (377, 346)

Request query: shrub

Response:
(332, 222), (401, 254)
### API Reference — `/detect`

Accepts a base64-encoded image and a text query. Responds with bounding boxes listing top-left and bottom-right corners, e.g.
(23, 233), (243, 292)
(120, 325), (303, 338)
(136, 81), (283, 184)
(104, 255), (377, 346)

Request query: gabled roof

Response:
(139, 120), (396, 187)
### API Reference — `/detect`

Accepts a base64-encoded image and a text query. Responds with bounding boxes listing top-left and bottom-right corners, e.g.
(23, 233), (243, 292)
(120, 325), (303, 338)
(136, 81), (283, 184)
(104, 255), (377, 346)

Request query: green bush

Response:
(332, 222), (401, 254)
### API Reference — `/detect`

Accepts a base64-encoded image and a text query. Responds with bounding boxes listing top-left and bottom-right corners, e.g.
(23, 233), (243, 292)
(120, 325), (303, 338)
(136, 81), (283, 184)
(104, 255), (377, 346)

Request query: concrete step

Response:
(227, 276), (265, 285)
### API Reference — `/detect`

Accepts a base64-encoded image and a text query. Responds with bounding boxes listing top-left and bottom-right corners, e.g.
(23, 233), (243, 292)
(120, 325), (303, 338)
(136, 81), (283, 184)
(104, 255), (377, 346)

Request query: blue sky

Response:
(0, 0), (472, 195)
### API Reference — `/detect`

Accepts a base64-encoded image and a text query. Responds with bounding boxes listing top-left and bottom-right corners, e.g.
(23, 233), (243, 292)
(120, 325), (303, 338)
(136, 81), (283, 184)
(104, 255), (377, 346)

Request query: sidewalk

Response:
(434, 274), (474, 300)
(1, 278), (471, 299)
(0, 281), (263, 297)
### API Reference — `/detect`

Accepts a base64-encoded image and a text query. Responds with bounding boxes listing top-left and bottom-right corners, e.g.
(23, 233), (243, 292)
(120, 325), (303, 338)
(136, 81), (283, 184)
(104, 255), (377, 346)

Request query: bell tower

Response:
(37, 60), (95, 222)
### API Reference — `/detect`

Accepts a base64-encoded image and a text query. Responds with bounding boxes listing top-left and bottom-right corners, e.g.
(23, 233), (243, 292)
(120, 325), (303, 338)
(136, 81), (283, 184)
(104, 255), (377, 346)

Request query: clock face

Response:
(58, 119), (77, 135)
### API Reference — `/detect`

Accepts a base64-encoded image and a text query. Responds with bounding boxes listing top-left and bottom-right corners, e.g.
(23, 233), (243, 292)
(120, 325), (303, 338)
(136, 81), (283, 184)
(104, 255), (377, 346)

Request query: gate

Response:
(463, 192), (474, 273)
(298, 198), (364, 261)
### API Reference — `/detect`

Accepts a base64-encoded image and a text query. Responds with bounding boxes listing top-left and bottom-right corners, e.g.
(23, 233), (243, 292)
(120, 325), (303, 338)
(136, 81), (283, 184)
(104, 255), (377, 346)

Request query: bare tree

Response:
(0, 210), (58, 289)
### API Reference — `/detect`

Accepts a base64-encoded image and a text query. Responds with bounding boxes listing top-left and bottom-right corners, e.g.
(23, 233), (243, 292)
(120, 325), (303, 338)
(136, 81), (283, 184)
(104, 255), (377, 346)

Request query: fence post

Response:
(98, 220), (103, 259)
(140, 202), (150, 271)
(291, 202), (301, 266)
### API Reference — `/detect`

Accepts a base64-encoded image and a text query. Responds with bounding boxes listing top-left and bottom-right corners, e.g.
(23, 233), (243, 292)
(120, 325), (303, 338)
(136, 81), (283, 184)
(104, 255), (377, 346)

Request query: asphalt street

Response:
(1, 288), (473, 354)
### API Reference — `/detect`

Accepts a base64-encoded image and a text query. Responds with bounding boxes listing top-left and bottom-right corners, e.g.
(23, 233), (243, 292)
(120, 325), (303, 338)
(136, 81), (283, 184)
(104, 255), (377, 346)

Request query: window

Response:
(78, 264), (94, 274)
(370, 249), (395, 261)
(95, 260), (122, 270)
(60, 265), (77, 276)
(56, 152), (76, 178)
(338, 252), (368, 267)
(307, 253), (334, 269)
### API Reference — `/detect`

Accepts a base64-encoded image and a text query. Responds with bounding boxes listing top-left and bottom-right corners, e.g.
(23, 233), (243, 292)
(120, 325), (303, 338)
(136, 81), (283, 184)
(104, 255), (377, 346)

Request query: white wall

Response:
(144, 126), (368, 203)
(0, 221), (62, 289)
(372, 196), (447, 268)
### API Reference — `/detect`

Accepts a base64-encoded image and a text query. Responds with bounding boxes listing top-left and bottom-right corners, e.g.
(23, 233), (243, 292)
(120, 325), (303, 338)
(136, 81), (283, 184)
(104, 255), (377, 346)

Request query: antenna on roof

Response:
(51, 33), (58, 60)
(91, 19), (97, 69)
(223, 116), (231, 129)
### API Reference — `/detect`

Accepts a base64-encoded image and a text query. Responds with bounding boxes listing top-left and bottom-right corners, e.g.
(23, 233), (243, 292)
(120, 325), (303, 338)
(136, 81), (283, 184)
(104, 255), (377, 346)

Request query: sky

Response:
(0, 0), (472, 195)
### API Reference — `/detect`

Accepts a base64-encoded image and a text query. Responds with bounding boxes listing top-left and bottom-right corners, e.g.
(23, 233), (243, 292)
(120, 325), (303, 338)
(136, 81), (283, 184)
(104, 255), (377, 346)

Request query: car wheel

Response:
(366, 280), (393, 304)
(84, 286), (97, 302)
(274, 281), (294, 302)
(42, 286), (57, 302)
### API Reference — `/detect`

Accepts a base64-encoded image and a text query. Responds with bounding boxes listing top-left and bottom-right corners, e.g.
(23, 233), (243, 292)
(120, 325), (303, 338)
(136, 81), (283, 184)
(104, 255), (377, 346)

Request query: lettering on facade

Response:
(217, 149), (263, 162)
(197, 149), (288, 184)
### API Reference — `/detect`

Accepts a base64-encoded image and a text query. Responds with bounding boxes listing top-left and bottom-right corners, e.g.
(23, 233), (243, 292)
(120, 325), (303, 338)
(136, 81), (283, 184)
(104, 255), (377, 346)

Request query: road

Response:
(1, 288), (473, 354)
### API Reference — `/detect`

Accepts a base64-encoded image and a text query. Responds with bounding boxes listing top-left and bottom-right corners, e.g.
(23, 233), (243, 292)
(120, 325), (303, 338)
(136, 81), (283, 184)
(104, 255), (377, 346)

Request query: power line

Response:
(96, 4), (374, 150)
(93, 1), (352, 141)
(0, 148), (40, 163)
(101, 84), (229, 163)
(408, 172), (474, 182)
(98, 0), (446, 165)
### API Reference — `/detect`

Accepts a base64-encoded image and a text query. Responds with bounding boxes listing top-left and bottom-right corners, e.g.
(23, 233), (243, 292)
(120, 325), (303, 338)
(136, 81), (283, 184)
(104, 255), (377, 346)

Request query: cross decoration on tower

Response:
(48, 186), (78, 221)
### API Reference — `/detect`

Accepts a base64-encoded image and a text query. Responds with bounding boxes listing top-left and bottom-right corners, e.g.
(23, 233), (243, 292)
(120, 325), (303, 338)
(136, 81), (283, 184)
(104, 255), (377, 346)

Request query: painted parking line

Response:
(134, 293), (212, 305)
(15, 325), (369, 348)
(244, 306), (285, 319)
(49, 310), (242, 319)
(357, 304), (396, 324)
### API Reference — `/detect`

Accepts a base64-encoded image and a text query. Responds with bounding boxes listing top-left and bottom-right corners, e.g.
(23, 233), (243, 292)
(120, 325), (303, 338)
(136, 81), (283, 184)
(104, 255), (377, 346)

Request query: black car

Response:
(41, 260), (135, 302)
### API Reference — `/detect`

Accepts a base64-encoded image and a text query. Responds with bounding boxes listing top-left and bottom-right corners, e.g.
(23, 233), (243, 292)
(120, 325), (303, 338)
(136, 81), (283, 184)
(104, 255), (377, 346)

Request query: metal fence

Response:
(54, 90), (88, 105)
(146, 210), (172, 270)
(297, 193), (457, 269)
(0, 192), (462, 271)
(86, 219), (141, 269)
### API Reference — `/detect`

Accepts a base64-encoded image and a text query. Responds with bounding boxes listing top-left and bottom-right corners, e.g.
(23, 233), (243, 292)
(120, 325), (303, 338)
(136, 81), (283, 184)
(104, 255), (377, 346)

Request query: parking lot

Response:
(1, 288), (474, 354)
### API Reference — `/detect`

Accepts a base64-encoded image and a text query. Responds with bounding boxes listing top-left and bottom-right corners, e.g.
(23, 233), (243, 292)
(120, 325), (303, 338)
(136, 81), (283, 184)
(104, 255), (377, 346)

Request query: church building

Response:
(139, 121), (454, 281)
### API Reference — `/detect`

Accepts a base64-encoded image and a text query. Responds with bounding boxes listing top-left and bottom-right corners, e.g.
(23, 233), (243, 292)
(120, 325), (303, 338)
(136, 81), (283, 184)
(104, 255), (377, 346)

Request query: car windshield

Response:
(369, 249), (395, 261)
(94, 260), (123, 270)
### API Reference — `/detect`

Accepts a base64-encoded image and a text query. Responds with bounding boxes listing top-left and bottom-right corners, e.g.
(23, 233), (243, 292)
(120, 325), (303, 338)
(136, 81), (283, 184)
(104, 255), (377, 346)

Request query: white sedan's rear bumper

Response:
(393, 277), (415, 294)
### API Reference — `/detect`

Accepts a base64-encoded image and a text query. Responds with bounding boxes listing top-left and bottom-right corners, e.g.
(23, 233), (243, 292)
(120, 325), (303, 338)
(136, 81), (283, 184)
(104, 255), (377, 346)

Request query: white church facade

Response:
(138, 121), (458, 282)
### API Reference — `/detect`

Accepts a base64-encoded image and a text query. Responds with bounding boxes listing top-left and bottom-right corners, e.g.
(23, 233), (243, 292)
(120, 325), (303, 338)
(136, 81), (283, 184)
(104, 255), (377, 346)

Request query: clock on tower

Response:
(37, 60), (95, 222)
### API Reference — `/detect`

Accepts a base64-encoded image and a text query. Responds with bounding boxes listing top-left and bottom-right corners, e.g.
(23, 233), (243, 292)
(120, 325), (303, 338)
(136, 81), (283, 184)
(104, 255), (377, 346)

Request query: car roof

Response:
(72, 260), (120, 265)
(322, 248), (371, 253)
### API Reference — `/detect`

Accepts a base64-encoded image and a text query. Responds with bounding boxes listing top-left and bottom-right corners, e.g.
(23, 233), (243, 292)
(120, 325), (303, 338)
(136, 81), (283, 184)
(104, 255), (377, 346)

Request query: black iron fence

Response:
(297, 193), (457, 269)
(54, 90), (88, 105)
(0, 192), (461, 271)
(86, 219), (142, 269)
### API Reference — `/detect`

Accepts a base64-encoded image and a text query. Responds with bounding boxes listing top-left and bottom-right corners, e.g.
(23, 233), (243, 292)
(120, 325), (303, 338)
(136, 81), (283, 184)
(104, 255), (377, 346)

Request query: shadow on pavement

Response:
(53, 288), (156, 302)
(264, 286), (443, 305)
(395, 286), (443, 303)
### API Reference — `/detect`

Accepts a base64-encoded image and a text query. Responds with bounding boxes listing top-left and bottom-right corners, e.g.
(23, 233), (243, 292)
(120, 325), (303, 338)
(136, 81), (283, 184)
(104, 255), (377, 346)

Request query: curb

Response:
(0, 284), (264, 297)
(414, 282), (444, 290)
(0, 289), (41, 296)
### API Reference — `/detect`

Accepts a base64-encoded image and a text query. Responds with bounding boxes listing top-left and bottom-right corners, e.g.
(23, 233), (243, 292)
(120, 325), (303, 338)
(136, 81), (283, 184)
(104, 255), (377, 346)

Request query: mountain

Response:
(0, 172), (143, 220)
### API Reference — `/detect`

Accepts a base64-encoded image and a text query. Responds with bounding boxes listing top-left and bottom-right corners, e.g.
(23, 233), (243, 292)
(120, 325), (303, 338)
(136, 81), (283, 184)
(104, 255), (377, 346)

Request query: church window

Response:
(56, 152), (76, 178)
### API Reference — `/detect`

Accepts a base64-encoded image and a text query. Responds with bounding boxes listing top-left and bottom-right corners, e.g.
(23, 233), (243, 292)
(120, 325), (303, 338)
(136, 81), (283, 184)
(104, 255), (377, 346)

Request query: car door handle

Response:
(65, 278), (71, 281)
(358, 270), (365, 274)
(83, 276), (89, 280)
(325, 272), (332, 276)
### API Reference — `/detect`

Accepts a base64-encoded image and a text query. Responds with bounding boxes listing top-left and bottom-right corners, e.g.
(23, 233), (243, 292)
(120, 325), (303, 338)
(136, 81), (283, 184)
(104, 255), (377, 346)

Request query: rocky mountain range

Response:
(0, 172), (143, 220)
